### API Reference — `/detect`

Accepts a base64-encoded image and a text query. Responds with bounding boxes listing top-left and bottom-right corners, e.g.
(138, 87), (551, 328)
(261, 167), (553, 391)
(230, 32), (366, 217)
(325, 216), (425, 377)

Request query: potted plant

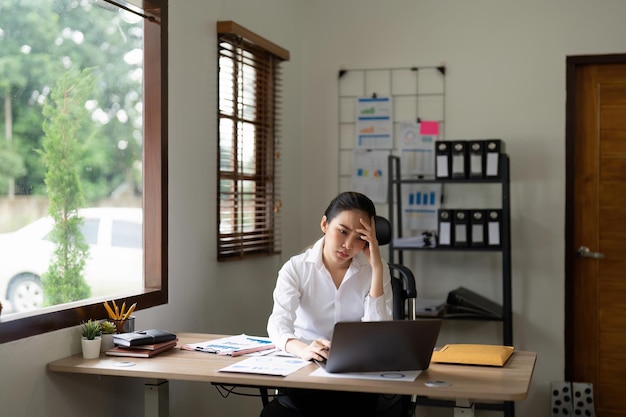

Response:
(99, 320), (117, 352)
(80, 319), (102, 359)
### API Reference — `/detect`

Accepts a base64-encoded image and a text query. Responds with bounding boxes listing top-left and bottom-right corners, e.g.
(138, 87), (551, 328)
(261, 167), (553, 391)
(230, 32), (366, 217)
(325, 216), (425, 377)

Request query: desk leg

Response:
(145, 379), (169, 417)
(454, 399), (474, 417)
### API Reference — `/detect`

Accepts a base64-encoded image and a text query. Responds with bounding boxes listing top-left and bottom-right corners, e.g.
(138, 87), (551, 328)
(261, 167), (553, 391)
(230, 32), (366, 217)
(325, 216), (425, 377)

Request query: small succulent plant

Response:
(100, 320), (117, 335)
(80, 319), (102, 340)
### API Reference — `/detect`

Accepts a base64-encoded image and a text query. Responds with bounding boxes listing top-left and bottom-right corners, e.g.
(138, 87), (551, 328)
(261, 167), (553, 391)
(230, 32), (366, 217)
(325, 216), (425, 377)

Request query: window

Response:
(217, 21), (289, 261)
(0, 0), (167, 343)
(82, 219), (100, 246)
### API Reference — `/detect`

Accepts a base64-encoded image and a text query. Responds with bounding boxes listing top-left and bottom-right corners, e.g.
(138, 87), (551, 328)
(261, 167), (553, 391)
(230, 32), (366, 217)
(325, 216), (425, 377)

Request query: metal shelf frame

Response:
(387, 152), (514, 417)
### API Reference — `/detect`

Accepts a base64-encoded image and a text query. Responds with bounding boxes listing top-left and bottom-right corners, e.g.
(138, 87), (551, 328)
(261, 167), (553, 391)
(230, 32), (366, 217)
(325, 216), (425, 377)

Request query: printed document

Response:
(181, 334), (274, 356)
(219, 355), (311, 376)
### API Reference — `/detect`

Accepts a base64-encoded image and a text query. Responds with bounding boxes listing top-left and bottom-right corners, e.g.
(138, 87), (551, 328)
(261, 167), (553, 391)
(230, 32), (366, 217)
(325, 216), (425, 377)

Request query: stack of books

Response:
(106, 329), (177, 358)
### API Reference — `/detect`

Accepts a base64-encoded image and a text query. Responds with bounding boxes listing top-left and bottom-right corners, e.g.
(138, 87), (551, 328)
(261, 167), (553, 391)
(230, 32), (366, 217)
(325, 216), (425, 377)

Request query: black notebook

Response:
(113, 329), (177, 347)
(445, 287), (502, 319)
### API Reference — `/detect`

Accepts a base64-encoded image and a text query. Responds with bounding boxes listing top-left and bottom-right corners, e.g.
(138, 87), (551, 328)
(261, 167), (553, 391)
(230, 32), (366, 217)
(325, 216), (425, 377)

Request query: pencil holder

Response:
(113, 316), (135, 334)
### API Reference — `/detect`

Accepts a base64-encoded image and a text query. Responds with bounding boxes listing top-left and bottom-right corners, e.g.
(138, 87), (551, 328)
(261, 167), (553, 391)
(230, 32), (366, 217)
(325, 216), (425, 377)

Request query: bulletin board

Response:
(337, 66), (447, 203)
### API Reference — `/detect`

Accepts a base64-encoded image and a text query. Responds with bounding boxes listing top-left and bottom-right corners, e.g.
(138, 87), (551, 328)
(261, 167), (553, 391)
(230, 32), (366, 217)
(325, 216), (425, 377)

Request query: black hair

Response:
(323, 191), (376, 223)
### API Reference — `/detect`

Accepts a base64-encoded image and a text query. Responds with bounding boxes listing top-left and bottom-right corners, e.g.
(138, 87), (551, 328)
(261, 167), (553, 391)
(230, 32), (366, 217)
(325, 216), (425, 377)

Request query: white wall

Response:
(298, 1), (626, 416)
(1, 1), (625, 416)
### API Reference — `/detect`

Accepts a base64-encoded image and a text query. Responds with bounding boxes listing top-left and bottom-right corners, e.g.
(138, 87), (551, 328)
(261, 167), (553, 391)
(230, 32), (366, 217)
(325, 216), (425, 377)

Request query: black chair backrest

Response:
(374, 216), (417, 320)
(375, 215), (392, 246)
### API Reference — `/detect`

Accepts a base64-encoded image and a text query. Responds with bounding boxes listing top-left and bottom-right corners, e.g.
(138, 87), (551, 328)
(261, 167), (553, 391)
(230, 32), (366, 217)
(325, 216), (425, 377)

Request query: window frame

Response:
(0, 0), (168, 344)
(216, 21), (289, 261)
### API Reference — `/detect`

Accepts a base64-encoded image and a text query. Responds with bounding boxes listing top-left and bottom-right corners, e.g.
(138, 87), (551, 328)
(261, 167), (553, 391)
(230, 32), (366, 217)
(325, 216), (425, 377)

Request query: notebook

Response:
(319, 319), (442, 373)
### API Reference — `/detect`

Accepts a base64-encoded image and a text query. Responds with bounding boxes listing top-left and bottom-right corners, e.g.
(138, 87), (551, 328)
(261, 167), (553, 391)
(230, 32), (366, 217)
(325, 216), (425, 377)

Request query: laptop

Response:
(317, 319), (442, 373)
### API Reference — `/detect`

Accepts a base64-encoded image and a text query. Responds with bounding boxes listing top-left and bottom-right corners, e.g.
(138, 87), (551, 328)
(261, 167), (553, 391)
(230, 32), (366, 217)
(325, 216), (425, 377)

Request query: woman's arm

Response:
(267, 260), (301, 351)
(358, 216), (384, 298)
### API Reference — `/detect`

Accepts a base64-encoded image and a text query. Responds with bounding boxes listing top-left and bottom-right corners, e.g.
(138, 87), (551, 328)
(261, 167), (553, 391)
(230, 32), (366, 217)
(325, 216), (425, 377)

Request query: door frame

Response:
(564, 53), (626, 380)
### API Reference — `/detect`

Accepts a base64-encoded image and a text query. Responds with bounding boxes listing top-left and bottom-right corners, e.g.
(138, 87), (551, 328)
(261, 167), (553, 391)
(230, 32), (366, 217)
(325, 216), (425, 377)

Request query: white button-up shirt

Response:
(267, 236), (394, 351)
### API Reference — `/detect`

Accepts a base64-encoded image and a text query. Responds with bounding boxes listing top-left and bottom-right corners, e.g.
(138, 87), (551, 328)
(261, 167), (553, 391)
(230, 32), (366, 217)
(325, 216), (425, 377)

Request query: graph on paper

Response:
(401, 183), (441, 232)
(356, 97), (393, 149)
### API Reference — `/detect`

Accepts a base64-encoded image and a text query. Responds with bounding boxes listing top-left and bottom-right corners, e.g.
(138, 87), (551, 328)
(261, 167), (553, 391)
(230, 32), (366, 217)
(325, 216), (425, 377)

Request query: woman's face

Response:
(321, 209), (370, 267)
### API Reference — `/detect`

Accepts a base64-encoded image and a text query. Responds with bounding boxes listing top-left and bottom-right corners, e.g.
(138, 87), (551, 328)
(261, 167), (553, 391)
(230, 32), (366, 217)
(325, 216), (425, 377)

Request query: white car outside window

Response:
(0, 207), (143, 314)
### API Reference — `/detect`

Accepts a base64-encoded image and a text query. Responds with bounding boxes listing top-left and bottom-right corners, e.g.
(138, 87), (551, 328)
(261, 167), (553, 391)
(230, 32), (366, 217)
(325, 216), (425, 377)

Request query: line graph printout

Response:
(356, 97), (393, 149)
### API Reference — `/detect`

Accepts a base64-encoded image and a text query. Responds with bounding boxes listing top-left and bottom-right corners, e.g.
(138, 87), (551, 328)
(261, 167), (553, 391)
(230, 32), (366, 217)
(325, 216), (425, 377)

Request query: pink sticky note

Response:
(420, 121), (439, 136)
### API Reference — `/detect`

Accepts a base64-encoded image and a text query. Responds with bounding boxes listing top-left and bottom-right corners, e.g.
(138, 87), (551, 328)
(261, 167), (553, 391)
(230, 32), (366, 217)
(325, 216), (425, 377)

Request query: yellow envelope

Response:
(431, 344), (515, 366)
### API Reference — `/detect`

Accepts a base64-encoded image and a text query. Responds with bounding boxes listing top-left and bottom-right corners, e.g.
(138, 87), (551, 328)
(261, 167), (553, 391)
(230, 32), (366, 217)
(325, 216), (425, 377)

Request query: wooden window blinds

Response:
(217, 21), (289, 261)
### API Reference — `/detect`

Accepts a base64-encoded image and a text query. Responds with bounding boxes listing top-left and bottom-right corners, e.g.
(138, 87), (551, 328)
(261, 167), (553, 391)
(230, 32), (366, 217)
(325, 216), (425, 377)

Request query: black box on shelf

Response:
(451, 141), (469, 179)
(437, 209), (454, 246)
(468, 140), (485, 178)
(469, 209), (486, 247)
(453, 209), (469, 247)
(484, 139), (505, 178)
(435, 141), (452, 179)
(486, 209), (503, 247)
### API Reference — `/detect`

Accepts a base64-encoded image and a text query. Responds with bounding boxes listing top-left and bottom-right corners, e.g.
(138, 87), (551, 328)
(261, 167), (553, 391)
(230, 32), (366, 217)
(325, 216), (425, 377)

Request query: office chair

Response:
(374, 216), (417, 321)
(258, 216), (419, 417)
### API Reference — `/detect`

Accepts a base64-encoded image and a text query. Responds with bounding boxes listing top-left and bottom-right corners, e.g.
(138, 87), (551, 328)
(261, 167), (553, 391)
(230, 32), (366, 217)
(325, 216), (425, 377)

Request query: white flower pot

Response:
(81, 337), (102, 359)
(100, 334), (115, 352)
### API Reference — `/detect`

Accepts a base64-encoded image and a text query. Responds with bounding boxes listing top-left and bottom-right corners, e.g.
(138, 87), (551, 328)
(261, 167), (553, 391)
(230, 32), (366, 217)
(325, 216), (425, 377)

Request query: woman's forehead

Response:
(330, 209), (370, 227)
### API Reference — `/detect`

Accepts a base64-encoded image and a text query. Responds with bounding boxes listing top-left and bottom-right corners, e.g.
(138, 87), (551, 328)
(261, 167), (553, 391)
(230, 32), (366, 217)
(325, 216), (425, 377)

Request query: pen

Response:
(246, 337), (272, 344)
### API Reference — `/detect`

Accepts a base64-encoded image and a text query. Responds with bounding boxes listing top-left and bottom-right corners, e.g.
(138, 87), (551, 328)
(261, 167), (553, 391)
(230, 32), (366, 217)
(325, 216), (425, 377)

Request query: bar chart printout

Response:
(401, 183), (441, 232)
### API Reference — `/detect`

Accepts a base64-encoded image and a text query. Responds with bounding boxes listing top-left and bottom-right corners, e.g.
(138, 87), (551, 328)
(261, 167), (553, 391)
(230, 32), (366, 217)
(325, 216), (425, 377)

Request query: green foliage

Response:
(39, 68), (96, 305)
(80, 319), (102, 340)
(99, 320), (117, 335)
(0, 140), (26, 180)
(1, 1), (144, 199)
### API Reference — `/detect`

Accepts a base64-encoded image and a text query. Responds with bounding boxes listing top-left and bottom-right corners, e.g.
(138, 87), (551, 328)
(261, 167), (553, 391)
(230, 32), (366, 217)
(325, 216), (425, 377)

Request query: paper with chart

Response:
(356, 97), (393, 149)
(219, 355), (311, 376)
(400, 183), (441, 232)
(352, 149), (389, 203)
(398, 121), (438, 177)
(181, 334), (275, 356)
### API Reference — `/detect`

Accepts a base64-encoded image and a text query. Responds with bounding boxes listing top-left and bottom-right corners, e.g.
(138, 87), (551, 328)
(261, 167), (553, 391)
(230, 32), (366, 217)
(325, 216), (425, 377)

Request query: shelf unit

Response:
(387, 152), (514, 417)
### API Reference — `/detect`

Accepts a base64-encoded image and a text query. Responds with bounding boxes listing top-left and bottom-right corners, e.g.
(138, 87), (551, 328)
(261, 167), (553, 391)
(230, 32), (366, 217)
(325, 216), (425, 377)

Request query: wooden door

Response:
(566, 55), (626, 417)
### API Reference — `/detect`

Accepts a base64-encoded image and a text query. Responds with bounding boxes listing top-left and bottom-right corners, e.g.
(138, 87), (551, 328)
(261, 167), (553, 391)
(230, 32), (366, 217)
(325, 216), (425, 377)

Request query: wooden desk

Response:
(48, 333), (536, 417)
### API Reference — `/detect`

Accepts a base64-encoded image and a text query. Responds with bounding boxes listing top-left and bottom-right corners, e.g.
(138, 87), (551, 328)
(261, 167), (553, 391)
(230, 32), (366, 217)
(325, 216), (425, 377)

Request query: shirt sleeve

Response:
(267, 258), (302, 351)
(362, 261), (394, 321)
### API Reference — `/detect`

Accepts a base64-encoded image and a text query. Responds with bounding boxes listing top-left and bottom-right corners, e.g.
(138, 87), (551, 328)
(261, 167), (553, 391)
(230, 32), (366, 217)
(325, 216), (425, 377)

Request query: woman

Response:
(262, 191), (394, 417)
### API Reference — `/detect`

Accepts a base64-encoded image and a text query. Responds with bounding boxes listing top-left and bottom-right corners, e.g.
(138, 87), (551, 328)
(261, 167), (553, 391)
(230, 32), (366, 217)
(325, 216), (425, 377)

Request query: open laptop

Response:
(318, 319), (442, 373)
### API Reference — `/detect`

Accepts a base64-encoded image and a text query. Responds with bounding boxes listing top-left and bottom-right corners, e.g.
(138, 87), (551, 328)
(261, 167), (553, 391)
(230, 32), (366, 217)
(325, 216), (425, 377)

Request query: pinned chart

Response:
(352, 150), (389, 203)
(356, 97), (393, 149)
(398, 121), (439, 178)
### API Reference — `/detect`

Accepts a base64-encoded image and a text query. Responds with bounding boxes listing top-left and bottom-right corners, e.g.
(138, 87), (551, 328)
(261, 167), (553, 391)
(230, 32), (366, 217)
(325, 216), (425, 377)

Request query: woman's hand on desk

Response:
(286, 338), (331, 361)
